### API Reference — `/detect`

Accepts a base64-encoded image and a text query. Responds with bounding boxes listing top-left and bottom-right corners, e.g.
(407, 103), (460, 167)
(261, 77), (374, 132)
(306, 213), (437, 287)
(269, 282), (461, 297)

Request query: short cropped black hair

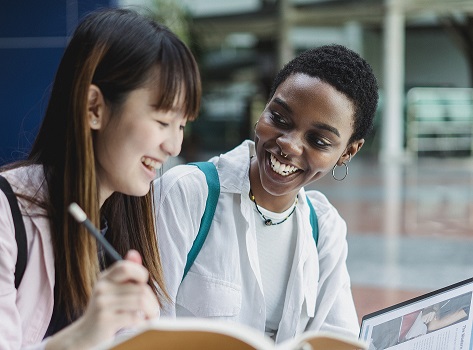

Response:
(269, 44), (379, 143)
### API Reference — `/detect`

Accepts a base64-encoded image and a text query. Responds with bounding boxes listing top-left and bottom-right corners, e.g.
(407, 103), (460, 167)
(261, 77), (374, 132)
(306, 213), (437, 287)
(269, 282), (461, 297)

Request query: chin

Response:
(137, 187), (151, 197)
(128, 185), (151, 198)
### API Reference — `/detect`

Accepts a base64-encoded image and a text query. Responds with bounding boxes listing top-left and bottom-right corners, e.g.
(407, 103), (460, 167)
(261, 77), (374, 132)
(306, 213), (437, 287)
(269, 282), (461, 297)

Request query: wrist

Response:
(45, 317), (95, 350)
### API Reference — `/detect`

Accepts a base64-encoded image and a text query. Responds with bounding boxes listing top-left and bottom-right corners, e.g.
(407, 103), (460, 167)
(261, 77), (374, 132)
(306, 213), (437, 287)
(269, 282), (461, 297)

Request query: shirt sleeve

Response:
(153, 165), (209, 317)
(305, 191), (360, 338)
(0, 187), (25, 349)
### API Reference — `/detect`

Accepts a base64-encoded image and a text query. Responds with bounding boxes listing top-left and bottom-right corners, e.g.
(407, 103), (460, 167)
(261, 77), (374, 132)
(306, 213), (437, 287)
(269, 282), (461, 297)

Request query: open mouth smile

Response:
(270, 153), (299, 176)
(141, 156), (162, 172)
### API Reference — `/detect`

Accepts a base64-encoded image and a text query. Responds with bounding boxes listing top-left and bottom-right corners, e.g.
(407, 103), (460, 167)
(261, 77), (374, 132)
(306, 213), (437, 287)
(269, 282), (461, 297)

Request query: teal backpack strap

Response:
(182, 162), (220, 281)
(306, 195), (319, 246)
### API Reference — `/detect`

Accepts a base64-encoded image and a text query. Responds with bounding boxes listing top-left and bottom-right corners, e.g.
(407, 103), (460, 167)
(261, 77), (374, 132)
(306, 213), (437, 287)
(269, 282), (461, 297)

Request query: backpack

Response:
(0, 175), (27, 289)
(182, 162), (319, 280)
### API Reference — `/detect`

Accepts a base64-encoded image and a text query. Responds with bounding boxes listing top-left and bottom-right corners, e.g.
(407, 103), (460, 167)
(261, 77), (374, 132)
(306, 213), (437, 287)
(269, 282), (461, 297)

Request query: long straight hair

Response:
(23, 8), (201, 318)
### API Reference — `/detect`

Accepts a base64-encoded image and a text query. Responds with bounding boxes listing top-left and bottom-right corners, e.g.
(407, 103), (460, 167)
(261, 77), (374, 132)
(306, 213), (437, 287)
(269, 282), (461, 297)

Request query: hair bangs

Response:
(151, 40), (201, 121)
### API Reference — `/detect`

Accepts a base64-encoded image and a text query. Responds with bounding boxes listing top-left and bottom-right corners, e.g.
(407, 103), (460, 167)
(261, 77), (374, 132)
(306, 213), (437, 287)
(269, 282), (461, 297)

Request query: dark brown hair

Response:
(11, 8), (201, 318)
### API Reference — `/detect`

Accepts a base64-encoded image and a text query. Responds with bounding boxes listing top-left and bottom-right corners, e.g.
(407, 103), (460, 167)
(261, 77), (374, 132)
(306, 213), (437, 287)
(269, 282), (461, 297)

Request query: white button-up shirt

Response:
(154, 140), (359, 343)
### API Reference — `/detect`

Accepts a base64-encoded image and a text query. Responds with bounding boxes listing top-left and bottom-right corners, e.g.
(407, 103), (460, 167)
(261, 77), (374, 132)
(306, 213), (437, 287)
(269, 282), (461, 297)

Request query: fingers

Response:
(101, 258), (149, 284)
(67, 251), (160, 348)
(94, 252), (159, 320)
(93, 281), (158, 315)
(84, 267), (160, 333)
(125, 249), (143, 265)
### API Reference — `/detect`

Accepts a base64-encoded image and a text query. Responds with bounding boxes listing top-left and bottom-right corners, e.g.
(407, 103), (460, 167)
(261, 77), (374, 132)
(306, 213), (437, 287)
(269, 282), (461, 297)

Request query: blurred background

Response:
(1, 0), (473, 323)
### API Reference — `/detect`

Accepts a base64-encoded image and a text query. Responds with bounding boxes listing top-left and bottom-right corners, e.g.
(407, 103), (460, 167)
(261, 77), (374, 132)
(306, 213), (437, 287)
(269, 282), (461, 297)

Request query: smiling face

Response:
(251, 73), (364, 209)
(91, 84), (186, 206)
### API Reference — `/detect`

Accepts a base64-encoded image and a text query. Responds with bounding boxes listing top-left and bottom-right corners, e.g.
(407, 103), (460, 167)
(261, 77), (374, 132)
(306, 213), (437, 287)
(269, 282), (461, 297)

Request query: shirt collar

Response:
(215, 140), (254, 195)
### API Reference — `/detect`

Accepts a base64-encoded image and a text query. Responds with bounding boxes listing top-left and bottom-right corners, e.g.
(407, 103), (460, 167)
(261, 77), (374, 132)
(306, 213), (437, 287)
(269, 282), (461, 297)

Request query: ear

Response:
(338, 139), (365, 165)
(87, 84), (105, 130)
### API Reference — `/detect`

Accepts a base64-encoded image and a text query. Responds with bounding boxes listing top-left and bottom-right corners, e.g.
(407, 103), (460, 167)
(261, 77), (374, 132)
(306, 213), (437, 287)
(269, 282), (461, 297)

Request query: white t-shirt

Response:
(254, 203), (298, 338)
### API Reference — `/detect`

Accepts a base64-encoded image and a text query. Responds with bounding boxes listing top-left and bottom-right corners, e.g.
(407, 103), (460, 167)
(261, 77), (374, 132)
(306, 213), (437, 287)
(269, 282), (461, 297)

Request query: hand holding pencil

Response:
(46, 203), (161, 349)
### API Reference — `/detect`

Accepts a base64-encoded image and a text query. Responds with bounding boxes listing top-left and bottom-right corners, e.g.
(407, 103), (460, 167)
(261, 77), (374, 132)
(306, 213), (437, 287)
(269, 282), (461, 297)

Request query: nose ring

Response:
(280, 151), (288, 158)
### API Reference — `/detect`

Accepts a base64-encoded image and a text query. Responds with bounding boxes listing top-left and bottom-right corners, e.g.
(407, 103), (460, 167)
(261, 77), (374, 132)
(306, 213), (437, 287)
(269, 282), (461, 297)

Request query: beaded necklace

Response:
(249, 189), (298, 226)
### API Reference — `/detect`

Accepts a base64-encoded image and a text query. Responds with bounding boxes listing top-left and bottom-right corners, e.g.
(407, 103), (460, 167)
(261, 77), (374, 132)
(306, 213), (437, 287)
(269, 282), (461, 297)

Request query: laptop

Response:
(359, 277), (473, 350)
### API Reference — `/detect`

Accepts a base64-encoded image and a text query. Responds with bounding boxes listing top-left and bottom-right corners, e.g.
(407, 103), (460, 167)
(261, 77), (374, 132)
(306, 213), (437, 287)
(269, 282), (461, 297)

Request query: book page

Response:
(360, 281), (473, 350)
(96, 318), (275, 350)
(278, 330), (367, 350)
(96, 318), (367, 350)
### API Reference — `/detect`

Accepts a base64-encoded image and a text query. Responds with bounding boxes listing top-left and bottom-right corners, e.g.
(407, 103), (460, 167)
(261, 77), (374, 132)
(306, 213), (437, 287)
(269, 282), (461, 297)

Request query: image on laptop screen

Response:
(359, 277), (473, 350)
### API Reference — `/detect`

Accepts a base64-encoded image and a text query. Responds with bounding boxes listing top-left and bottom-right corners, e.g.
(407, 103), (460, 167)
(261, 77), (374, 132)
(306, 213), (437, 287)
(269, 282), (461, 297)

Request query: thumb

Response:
(125, 249), (143, 265)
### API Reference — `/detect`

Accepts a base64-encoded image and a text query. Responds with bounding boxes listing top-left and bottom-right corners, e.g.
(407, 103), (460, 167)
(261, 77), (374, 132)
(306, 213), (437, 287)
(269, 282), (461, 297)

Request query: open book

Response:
(360, 277), (473, 350)
(96, 318), (367, 350)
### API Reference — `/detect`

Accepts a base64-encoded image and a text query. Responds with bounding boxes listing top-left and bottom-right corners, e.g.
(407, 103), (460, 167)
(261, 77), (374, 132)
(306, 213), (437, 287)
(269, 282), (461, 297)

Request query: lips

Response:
(141, 156), (162, 171)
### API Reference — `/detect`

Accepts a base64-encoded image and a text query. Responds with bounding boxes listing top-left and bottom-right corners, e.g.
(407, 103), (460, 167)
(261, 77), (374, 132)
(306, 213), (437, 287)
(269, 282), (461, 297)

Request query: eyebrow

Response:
(272, 97), (341, 138)
(273, 97), (292, 113)
(314, 123), (340, 138)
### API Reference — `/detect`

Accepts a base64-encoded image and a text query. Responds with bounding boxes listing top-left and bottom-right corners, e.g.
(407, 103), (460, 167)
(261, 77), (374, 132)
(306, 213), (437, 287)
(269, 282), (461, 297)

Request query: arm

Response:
(153, 165), (208, 316)
(1, 190), (159, 350)
(427, 309), (468, 332)
(314, 258), (360, 337)
(305, 192), (359, 337)
(0, 190), (28, 350)
(46, 250), (159, 350)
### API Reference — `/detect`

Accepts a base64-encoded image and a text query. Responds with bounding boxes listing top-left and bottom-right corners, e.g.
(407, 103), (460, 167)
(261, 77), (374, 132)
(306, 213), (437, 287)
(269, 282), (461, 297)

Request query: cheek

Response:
(94, 128), (117, 164)
(255, 116), (274, 141)
(307, 152), (337, 174)
(133, 122), (160, 144)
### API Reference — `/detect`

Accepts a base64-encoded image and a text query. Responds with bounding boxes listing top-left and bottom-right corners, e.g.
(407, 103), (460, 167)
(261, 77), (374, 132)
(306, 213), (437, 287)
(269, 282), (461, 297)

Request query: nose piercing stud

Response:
(280, 151), (288, 158)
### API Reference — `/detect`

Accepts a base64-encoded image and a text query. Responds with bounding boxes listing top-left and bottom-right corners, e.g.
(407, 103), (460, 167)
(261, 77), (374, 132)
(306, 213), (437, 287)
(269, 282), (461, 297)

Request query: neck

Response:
(98, 188), (112, 208)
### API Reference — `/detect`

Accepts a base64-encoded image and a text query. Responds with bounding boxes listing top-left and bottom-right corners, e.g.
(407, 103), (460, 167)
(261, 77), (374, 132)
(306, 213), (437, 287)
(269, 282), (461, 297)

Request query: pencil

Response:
(68, 202), (123, 262)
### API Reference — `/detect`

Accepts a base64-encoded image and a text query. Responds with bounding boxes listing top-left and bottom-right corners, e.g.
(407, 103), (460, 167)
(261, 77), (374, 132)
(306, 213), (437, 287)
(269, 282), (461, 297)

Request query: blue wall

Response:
(0, 1), (114, 165)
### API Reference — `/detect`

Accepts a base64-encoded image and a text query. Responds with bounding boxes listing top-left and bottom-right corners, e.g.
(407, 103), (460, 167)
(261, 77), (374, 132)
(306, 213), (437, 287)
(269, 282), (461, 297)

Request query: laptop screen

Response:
(359, 277), (473, 350)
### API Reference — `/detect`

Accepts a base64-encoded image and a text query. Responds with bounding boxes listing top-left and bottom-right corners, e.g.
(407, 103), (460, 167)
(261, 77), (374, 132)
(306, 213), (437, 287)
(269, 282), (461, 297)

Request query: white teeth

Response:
(141, 156), (162, 170)
(270, 154), (298, 176)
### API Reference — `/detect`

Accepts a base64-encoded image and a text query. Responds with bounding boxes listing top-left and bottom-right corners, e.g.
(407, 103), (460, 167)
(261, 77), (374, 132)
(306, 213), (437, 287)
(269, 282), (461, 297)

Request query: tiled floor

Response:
(308, 155), (473, 325)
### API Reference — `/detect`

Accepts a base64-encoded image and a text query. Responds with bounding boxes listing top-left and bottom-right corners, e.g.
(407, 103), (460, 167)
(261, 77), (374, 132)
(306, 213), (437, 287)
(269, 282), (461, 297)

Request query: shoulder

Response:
(304, 189), (347, 248)
(157, 163), (211, 189)
(210, 141), (253, 193)
(0, 165), (49, 246)
(0, 168), (32, 274)
(304, 190), (341, 221)
(154, 164), (210, 206)
(1, 165), (45, 193)
(0, 165), (47, 215)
